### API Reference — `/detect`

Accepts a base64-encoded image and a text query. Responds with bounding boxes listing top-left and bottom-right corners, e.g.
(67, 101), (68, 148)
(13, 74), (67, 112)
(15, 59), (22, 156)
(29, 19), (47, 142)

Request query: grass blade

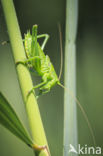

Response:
(0, 92), (33, 147)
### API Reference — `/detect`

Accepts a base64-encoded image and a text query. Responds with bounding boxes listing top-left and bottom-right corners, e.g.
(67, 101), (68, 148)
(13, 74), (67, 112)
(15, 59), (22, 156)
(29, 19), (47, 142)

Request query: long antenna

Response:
(58, 82), (96, 147)
(58, 23), (63, 81)
(57, 24), (96, 147)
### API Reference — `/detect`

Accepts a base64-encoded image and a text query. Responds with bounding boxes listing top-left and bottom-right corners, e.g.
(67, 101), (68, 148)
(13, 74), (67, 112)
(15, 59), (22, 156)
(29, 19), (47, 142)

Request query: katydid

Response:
(21, 24), (62, 97)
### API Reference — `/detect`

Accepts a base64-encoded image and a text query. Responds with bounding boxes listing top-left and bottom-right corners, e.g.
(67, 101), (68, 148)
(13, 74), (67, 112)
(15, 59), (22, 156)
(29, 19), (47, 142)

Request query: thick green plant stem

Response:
(1, 0), (50, 155)
(64, 0), (78, 156)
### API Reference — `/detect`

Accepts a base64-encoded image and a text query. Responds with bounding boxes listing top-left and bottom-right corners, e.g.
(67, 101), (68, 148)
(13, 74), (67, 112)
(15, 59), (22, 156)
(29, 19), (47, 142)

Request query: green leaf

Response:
(0, 92), (33, 148)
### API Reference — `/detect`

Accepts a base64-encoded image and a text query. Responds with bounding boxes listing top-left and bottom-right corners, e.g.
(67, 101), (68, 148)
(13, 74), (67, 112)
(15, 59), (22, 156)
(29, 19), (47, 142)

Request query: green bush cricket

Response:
(20, 24), (62, 98)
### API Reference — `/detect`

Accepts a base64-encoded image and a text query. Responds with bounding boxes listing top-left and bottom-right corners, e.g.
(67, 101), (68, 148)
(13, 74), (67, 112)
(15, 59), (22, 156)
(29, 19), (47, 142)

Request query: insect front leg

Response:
(37, 34), (49, 50)
(16, 56), (41, 67)
(24, 56), (41, 64)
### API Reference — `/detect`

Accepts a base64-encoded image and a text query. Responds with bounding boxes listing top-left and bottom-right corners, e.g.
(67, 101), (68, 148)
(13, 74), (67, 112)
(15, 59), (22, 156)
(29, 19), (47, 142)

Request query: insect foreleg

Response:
(16, 56), (41, 66)
(24, 56), (41, 64)
(37, 34), (49, 50)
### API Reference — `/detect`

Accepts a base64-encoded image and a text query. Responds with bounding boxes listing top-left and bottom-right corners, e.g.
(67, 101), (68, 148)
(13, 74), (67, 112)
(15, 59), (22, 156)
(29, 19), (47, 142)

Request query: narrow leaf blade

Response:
(0, 92), (33, 147)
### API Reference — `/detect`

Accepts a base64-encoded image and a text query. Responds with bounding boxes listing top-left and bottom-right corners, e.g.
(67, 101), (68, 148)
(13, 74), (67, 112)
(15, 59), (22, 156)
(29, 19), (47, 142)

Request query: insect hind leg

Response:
(28, 74), (49, 98)
(38, 88), (50, 97)
(28, 81), (46, 98)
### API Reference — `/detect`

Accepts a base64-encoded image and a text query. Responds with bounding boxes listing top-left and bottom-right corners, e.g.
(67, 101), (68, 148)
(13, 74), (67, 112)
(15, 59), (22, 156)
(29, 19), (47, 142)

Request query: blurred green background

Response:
(0, 0), (103, 156)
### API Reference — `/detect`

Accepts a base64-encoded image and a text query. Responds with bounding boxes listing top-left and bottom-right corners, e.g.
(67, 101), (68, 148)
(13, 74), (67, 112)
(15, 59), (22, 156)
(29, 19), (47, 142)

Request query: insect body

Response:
(24, 25), (60, 96)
